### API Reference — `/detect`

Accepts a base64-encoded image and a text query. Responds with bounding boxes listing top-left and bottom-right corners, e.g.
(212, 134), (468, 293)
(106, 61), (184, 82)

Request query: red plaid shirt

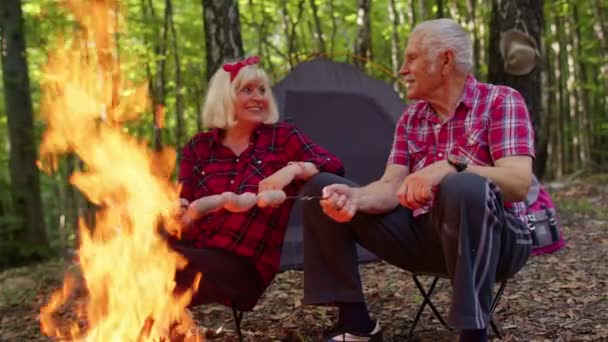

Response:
(388, 75), (535, 222)
(178, 122), (344, 285)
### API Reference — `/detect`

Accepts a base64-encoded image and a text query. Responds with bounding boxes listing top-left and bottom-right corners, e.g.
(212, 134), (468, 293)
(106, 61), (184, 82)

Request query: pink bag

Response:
(526, 176), (566, 256)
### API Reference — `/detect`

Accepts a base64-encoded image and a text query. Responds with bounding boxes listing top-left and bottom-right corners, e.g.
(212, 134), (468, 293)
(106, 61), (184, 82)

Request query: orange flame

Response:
(38, 0), (201, 340)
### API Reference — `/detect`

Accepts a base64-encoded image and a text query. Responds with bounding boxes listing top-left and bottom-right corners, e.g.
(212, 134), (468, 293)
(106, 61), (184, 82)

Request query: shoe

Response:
(324, 320), (383, 342)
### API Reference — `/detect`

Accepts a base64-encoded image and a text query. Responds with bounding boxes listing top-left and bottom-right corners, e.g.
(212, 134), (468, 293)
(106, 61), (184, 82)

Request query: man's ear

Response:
(442, 50), (455, 75)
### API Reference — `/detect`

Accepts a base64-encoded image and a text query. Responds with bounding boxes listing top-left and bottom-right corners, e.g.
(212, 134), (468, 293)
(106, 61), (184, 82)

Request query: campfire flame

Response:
(38, 0), (201, 340)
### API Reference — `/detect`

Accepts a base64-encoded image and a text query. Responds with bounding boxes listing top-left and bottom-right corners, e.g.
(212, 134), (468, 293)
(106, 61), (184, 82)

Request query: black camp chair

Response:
(230, 302), (245, 342)
(407, 273), (507, 341)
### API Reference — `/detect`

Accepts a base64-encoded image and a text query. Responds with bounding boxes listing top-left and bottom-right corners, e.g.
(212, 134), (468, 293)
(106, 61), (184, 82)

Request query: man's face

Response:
(399, 32), (443, 101)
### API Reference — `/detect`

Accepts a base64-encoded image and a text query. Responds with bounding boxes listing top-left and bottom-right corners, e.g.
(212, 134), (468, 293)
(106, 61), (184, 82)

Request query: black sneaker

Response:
(324, 320), (383, 342)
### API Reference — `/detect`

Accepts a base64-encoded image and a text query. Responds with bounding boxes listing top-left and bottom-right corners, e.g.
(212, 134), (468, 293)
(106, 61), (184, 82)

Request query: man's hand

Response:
(258, 165), (297, 191)
(397, 160), (453, 209)
(320, 184), (359, 222)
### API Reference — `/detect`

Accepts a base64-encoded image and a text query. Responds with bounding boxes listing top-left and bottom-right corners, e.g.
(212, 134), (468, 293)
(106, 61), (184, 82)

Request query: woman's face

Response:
(234, 79), (270, 124)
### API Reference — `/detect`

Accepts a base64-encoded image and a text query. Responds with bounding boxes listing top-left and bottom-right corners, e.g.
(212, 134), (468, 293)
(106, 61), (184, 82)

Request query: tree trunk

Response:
(465, 0), (480, 76)
(487, 0), (545, 177)
(168, 0), (184, 149)
(555, 14), (569, 175)
(571, 4), (591, 170)
(410, 0), (417, 25)
(418, 0), (427, 21)
(308, 0), (326, 54)
(329, 1), (337, 56)
(543, 7), (558, 179)
(153, 0), (171, 151)
(388, 0), (401, 93)
(563, 12), (580, 171)
(593, 0), (608, 53)
(436, 0), (444, 18)
(202, 0), (244, 80)
(353, 0), (372, 70)
(280, 0), (305, 70)
(0, 0), (49, 260)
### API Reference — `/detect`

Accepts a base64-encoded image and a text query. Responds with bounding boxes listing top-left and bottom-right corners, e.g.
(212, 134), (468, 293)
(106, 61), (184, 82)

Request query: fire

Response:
(38, 0), (201, 340)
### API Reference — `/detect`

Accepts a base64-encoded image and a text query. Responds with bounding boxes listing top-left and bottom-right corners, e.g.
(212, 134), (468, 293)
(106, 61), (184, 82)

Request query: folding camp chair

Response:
(407, 273), (507, 341)
(231, 303), (245, 342)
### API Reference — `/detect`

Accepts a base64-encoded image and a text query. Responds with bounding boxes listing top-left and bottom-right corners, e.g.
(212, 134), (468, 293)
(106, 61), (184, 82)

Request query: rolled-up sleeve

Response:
(284, 125), (345, 176)
(177, 135), (200, 202)
(488, 88), (536, 161)
(387, 112), (409, 166)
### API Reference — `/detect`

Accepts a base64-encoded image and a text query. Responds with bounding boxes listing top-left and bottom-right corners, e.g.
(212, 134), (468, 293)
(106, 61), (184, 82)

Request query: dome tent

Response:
(273, 58), (406, 270)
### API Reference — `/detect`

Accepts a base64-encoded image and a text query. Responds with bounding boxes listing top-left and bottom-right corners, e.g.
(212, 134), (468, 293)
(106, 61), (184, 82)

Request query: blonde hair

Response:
(202, 62), (279, 129)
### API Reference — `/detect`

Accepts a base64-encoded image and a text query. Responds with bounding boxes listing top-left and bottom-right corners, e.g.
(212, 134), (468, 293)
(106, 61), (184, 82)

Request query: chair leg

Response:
(488, 280), (507, 339)
(231, 303), (244, 342)
(408, 276), (450, 341)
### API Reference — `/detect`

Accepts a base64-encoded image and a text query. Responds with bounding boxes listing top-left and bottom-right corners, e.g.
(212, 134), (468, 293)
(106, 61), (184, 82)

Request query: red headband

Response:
(222, 55), (260, 81)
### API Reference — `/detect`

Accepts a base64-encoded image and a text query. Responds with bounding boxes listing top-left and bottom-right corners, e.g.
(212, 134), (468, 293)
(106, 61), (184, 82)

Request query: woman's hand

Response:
(258, 165), (297, 191)
(173, 198), (190, 218)
(291, 162), (319, 180)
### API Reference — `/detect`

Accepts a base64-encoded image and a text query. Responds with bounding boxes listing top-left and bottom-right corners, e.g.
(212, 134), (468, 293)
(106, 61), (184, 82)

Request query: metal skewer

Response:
(285, 195), (325, 201)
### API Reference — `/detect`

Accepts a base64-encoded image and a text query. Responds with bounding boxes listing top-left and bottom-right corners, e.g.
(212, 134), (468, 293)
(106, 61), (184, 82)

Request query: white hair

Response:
(411, 19), (474, 74)
(202, 62), (279, 129)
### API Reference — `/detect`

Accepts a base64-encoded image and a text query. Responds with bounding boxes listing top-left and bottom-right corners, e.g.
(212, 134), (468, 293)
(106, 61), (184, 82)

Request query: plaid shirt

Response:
(388, 75), (535, 222)
(178, 122), (344, 285)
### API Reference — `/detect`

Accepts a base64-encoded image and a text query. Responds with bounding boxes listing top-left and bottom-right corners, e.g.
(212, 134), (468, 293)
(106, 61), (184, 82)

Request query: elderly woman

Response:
(171, 56), (344, 311)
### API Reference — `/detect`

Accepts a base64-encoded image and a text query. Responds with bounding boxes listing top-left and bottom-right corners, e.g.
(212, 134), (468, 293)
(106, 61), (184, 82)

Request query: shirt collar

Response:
(208, 128), (222, 147)
(207, 124), (265, 147)
(460, 74), (477, 109)
(415, 74), (478, 123)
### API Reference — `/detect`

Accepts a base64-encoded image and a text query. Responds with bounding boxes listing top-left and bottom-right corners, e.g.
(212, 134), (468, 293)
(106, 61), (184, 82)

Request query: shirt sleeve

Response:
(387, 111), (409, 166)
(488, 87), (536, 161)
(283, 124), (345, 176)
(177, 135), (201, 202)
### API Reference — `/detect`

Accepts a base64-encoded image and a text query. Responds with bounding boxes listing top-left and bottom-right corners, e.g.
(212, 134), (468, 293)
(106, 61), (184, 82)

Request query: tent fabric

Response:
(273, 58), (406, 270)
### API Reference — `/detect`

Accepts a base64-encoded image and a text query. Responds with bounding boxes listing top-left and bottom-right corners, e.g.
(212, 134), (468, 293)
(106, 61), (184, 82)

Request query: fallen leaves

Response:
(1, 176), (608, 341)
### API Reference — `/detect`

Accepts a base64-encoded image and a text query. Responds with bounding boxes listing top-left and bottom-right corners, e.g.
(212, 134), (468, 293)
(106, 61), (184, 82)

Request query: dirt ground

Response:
(1, 175), (607, 341)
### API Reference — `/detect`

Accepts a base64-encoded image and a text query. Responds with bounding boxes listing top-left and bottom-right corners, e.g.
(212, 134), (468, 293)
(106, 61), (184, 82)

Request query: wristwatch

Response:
(447, 155), (468, 172)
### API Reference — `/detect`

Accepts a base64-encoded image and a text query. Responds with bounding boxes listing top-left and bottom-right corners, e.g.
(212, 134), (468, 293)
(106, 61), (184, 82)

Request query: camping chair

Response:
(230, 302), (245, 342)
(407, 273), (507, 341)
(225, 296), (257, 342)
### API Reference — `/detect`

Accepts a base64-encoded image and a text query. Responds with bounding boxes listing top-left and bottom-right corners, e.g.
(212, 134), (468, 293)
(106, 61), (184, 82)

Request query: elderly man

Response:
(301, 19), (534, 342)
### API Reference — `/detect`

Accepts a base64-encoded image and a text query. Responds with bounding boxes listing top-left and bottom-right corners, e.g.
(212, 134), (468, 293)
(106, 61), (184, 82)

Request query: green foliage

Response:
(1, 0), (606, 268)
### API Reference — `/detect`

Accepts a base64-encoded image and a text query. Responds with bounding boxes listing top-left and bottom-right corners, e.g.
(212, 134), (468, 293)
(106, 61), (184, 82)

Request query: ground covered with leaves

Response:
(1, 175), (607, 341)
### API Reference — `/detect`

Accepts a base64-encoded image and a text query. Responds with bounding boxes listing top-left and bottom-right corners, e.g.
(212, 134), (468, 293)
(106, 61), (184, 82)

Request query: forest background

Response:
(0, 0), (606, 270)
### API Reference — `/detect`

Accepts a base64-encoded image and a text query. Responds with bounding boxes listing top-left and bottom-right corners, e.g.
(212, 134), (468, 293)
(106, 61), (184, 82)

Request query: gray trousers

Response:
(301, 172), (531, 330)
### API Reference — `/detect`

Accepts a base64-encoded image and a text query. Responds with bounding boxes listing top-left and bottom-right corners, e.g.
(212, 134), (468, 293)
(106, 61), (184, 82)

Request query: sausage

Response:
(180, 194), (225, 226)
(257, 190), (287, 208)
(187, 194), (225, 218)
(223, 192), (257, 212)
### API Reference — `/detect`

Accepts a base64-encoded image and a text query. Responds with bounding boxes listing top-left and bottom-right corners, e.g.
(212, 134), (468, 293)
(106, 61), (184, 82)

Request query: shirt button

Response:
(201, 171), (205, 175)
(230, 180), (234, 184)
(236, 158), (240, 162)
(437, 152), (444, 158)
